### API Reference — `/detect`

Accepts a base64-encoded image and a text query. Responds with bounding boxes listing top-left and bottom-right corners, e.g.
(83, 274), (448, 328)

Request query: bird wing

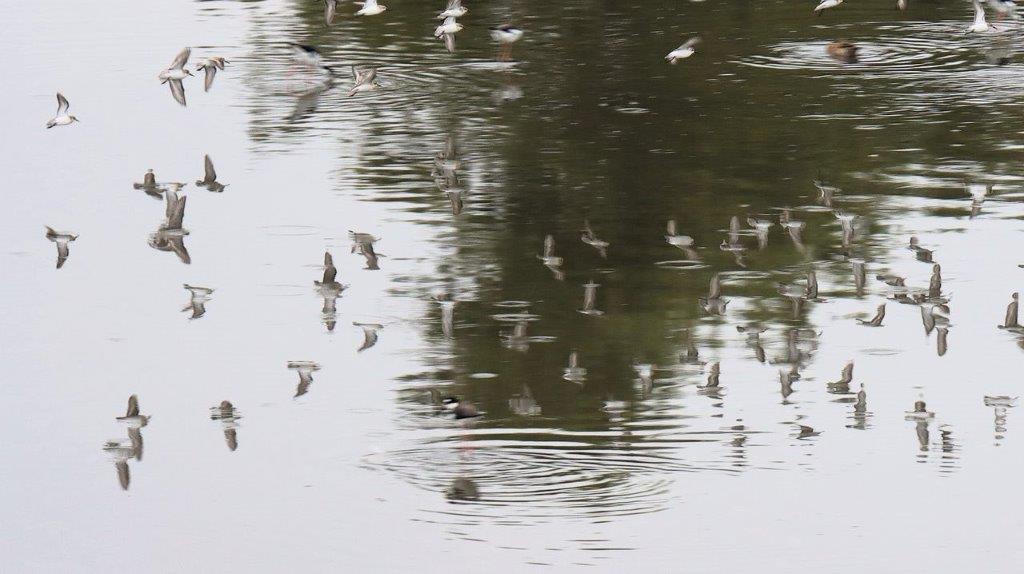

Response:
(169, 47), (191, 70)
(443, 32), (456, 53)
(543, 234), (555, 257)
(168, 79), (187, 106)
(682, 37), (701, 50)
(126, 395), (139, 417)
(203, 66), (217, 91)
(168, 196), (187, 229)
(56, 92), (70, 116)
(666, 219), (677, 236)
(204, 154), (216, 182)
(709, 273), (722, 299)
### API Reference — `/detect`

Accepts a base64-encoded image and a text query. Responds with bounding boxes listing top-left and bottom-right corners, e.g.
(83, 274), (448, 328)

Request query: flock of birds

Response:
(36, 0), (1022, 491)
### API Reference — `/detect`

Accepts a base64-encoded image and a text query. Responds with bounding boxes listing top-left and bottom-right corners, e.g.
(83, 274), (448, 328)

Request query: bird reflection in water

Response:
(446, 477), (480, 502)
(563, 351), (587, 385)
(984, 396), (1016, 446)
(288, 361), (321, 398)
(350, 231), (382, 270)
(182, 284), (214, 320)
(148, 187), (190, 264)
(210, 400), (241, 451)
(103, 395), (149, 491)
(315, 251), (346, 332)
(354, 322), (383, 352)
(847, 384), (871, 430)
(195, 154), (227, 193)
(508, 386), (541, 416)
(433, 292), (456, 338)
(433, 132), (466, 216)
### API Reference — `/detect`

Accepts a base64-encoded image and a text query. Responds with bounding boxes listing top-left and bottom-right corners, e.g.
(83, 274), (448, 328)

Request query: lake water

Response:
(3, 0), (1023, 571)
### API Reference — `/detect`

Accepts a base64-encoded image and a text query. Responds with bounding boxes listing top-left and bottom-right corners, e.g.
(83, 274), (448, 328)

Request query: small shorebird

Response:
(349, 66), (380, 96)
(195, 56), (228, 92)
(438, 0), (467, 19)
(538, 234), (563, 268)
(210, 400), (241, 451)
(580, 220), (609, 258)
(195, 155), (226, 192)
(665, 37), (701, 64)
(353, 322), (383, 352)
(490, 24), (524, 61)
(699, 273), (729, 314)
(665, 219), (697, 256)
(182, 284), (214, 320)
(46, 93), (79, 128)
(435, 15), (463, 38)
(578, 280), (604, 316)
(909, 236), (933, 262)
(287, 361), (321, 398)
(116, 395), (150, 427)
(158, 47), (194, 106)
(355, 0), (386, 16)
(968, 1), (998, 33)
(999, 292), (1020, 329)
(857, 303), (886, 327)
(828, 361), (854, 393)
(563, 351), (587, 384)
(315, 252), (346, 331)
(815, 0), (844, 15)
(44, 226), (77, 269)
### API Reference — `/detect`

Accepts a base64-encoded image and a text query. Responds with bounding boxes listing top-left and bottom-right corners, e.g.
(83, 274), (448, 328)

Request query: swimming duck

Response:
(826, 40), (858, 62)
(442, 396), (482, 419)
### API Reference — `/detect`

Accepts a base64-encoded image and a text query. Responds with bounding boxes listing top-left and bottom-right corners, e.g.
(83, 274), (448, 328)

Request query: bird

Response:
(446, 477), (480, 502)
(434, 15), (463, 38)
(928, 264), (942, 299)
(355, 0), (386, 16)
(158, 47), (193, 106)
(701, 362), (721, 388)
(563, 351), (587, 384)
(747, 217), (773, 249)
(287, 361), (321, 398)
(857, 304), (886, 327)
(289, 43), (326, 70)
(826, 41), (858, 62)
(578, 280), (604, 316)
(438, 0), (467, 18)
(876, 273), (905, 287)
(353, 322), (383, 352)
(195, 56), (228, 92)
(666, 219), (697, 256)
(580, 220), (609, 258)
(999, 292), (1020, 329)
(665, 37), (701, 64)
(209, 400), (240, 451)
(814, 0), (844, 15)
(195, 154), (226, 192)
(46, 92), (79, 128)
(968, 1), (998, 33)
(148, 188), (191, 264)
(538, 234), (564, 268)
(828, 361), (854, 393)
(909, 237), (933, 263)
(699, 273), (729, 314)
(44, 226), (78, 269)
(315, 252), (346, 331)
(182, 284), (214, 320)
(324, 0), (338, 24)
(349, 66), (380, 97)
(116, 395), (150, 427)
(905, 399), (935, 420)
(442, 396), (482, 419)
(490, 25), (524, 61)
(132, 169), (169, 199)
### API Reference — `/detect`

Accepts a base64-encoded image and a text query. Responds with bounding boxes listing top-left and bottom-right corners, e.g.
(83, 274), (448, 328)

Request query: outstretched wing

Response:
(168, 79), (187, 106)
(203, 154), (216, 182)
(56, 92), (70, 116)
(169, 47), (191, 70)
(203, 66), (217, 91)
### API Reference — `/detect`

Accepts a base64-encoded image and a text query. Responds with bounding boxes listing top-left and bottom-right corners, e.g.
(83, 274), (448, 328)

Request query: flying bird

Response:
(665, 37), (701, 64)
(158, 47), (193, 106)
(46, 92), (79, 128)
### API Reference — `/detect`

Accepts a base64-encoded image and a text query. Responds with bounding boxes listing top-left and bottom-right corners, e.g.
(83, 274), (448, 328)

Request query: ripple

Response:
(654, 259), (708, 270)
(734, 23), (971, 77)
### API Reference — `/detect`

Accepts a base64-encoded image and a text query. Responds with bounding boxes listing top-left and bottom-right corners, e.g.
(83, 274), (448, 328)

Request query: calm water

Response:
(3, 0), (1024, 571)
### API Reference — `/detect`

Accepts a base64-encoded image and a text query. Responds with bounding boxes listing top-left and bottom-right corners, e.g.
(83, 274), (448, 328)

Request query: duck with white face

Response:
(442, 396), (482, 419)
